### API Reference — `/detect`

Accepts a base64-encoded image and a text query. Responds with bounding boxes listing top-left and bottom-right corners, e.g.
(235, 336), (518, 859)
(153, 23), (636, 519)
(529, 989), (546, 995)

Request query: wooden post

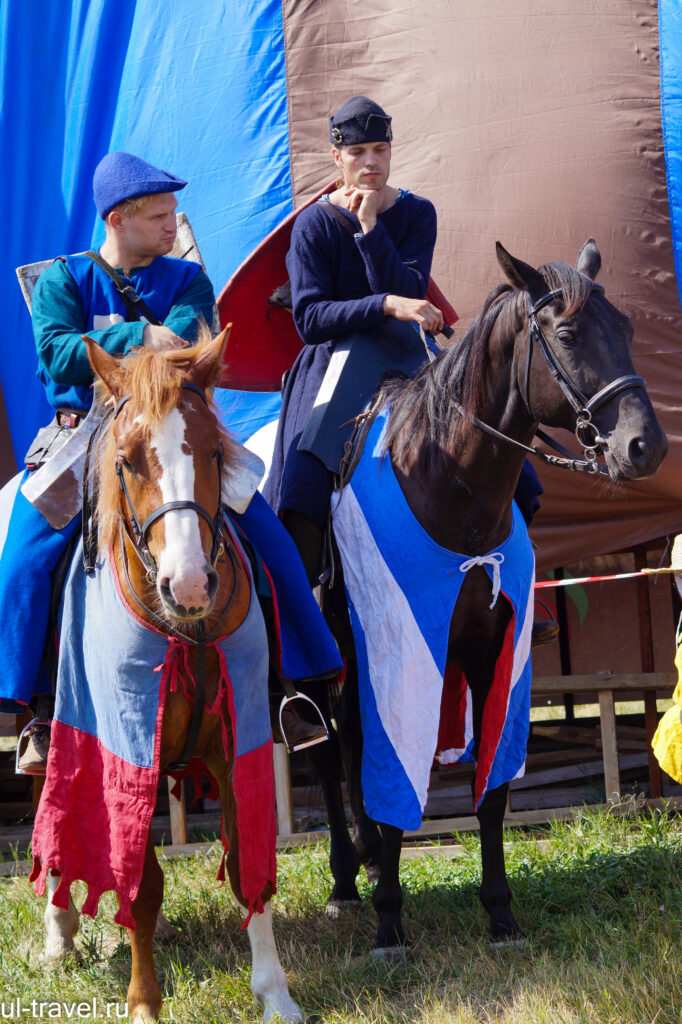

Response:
(273, 742), (294, 836)
(167, 776), (188, 845)
(555, 567), (575, 721)
(633, 545), (662, 798)
(598, 689), (620, 802)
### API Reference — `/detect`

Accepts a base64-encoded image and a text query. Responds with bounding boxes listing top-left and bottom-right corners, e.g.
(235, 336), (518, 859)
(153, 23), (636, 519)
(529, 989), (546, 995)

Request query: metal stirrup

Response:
(278, 693), (330, 753)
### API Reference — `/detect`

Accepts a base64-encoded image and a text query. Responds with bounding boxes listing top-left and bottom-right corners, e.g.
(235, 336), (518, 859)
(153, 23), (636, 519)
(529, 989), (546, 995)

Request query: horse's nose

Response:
(627, 427), (668, 477)
(158, 564), (218, 619)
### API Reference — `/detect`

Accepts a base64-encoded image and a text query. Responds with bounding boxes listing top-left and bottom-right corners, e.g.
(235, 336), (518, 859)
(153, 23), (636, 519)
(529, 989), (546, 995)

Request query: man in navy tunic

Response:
(265, 97), (553, 645)
(265, 95), (445, 583)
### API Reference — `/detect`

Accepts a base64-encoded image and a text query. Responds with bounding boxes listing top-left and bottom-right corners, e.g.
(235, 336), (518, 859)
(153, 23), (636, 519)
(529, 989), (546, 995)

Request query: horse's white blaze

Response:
(247, 904), (302, 1023)
(150, 407), (210, 611)
(44, 871), (79, 960)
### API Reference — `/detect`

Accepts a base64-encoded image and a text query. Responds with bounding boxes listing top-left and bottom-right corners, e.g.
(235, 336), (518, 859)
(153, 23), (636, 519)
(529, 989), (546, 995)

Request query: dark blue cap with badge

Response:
(328, 96), (393, 147)
(93, 152), (187, 219)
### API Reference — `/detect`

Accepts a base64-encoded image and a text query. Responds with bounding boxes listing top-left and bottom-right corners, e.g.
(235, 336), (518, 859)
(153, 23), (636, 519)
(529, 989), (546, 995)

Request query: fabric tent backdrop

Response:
(2, 0), (682, 570)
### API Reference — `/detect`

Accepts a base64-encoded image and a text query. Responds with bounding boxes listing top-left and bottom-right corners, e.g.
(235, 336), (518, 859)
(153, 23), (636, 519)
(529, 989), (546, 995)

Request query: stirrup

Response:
(278, 693), (329, 753)
(15, 716), (51, 776)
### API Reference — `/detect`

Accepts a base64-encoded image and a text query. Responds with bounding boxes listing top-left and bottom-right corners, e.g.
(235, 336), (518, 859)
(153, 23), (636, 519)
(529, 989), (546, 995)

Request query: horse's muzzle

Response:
(158, 566), (219, 620)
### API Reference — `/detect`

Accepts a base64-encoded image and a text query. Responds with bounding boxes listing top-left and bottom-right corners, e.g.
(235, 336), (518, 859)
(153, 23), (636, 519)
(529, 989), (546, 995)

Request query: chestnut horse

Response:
(33, 329), (302, 1023)
(308, 240), (668, 958)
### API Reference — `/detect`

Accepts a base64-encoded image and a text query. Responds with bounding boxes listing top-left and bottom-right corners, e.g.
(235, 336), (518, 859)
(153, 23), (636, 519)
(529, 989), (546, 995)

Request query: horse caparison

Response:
(38, 327), (303, 1024)
(301, 240), (668, 958)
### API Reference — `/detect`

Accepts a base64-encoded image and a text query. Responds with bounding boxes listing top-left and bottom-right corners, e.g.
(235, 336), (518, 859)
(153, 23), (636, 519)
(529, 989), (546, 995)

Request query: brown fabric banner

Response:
(282, 0), (682, 569)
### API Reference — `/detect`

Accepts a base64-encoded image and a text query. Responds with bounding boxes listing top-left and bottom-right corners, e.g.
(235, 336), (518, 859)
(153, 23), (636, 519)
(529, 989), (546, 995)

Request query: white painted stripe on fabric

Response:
(311, 341), (351, 410)
(332, 483), (444, 811)
(510, 563), (535, 692)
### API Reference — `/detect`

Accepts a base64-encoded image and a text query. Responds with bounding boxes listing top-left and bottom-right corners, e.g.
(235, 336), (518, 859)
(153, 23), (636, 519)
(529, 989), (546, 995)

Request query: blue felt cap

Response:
(93, 152), (187, 218)
(328, 95), (392, 147)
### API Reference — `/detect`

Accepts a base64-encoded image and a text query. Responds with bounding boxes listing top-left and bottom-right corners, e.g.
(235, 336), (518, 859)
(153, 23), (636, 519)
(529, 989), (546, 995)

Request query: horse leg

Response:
(304, 708), (363, 914)
(476, 781), (524, 946)
(335, 660), (382, 883)
(371, 823), (408, 961)
(204, 752), (303, 1023)
(126, 834), (164, 1022)
(246, 902), (302, 1023)
(44, 871), (79, 961)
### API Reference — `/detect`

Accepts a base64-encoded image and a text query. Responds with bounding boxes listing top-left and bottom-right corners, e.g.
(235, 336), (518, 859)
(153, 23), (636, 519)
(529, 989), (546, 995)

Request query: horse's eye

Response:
(118, 456), (135, 474)
(556, 329), (576, 345)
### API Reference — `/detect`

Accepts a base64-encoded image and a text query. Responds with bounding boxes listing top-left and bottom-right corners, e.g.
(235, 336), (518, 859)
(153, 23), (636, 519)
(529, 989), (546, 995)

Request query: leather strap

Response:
(84, 250), (162, 325)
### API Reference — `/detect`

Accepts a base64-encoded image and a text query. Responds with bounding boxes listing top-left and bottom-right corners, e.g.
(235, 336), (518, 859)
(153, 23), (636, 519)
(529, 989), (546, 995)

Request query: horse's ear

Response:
(190, 324), (231, 390)
(576, 238), (601, 280)
(495, 242), (547, 301)
(83, 336), (126, 398)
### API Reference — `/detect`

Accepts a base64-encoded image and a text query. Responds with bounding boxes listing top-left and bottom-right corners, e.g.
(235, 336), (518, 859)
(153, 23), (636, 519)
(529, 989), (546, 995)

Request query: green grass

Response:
(1, 808), (681, 1022)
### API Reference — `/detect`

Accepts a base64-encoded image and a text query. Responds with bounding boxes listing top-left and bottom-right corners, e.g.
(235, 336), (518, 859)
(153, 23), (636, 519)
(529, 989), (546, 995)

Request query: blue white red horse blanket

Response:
(31, 523), (275, 928)
(331, 408), (535, 831)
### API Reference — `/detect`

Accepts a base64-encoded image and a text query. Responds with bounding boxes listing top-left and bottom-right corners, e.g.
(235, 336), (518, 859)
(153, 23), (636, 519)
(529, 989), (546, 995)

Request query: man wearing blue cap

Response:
(1, 152), (215, 766)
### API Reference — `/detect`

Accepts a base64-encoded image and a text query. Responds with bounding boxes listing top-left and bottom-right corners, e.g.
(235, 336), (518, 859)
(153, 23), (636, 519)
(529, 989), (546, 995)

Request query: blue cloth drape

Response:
(0, 0), (292, 464)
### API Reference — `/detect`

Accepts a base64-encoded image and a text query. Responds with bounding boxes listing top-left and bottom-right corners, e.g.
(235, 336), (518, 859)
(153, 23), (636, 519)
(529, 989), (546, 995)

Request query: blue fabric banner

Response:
(0, 0), (292, 464)
(660, 0), (682, 312)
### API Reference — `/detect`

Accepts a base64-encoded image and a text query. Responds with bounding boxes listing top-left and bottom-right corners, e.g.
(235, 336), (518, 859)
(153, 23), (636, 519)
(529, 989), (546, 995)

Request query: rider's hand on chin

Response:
(142, 324), (188, 351)
(343, 186), (381, 234)
(383, 295), (444, 335)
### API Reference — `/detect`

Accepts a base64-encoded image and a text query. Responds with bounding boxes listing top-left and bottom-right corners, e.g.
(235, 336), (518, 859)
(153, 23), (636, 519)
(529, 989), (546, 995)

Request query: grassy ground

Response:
(0, 807), (681, 1022)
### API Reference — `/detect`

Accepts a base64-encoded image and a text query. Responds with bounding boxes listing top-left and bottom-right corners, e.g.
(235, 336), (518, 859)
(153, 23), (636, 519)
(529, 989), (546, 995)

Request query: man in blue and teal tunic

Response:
(3, 152), (340, 765)
(0, 153), (214, 736)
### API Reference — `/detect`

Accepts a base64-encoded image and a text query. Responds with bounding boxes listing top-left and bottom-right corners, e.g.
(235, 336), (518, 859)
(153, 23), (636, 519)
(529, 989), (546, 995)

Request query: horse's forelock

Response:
(537, 260), (594, 317)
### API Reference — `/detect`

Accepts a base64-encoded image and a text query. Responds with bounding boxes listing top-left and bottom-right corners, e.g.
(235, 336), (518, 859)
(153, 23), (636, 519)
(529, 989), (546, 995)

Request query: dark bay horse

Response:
(32, 329), (302, 1023)
(308, 240), (668, 958)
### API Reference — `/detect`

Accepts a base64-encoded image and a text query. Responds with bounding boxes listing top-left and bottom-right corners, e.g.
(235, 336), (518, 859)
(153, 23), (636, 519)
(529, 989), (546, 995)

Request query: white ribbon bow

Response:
(459, 552), (505, 609)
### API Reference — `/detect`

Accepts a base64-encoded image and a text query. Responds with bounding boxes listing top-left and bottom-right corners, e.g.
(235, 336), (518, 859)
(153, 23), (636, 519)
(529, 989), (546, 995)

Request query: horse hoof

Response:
(42, 946), (81, 966)
(325, 898), (362, 919)
(489, 934), (526, 951)
(371, 944), (411, 964)
(364, 863), (380, 885)
(153, 911), (178, 943)
(129, 1004), (160, 1023)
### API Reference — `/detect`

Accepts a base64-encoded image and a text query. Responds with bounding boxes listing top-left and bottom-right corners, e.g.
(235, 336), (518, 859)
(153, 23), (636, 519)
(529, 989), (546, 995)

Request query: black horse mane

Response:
(376, 260), (594, 473)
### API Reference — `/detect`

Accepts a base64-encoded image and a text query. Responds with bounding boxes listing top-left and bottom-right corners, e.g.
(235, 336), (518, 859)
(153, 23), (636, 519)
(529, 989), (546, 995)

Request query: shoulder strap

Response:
(84, 250), (162, 325)
(316, 199), (357, 236)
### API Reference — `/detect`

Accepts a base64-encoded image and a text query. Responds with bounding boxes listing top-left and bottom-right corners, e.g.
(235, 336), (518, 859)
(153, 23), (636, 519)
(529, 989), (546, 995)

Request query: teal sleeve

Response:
(162, 268), (216, 341)
(33, 262), (216, 385)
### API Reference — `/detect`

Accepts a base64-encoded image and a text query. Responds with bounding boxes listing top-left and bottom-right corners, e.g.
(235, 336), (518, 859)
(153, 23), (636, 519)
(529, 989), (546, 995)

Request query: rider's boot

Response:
(16, 694), (54, 775)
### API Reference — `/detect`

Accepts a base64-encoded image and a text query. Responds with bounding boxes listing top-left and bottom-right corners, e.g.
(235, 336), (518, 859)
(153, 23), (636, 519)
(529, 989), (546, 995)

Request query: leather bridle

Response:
(113, 381), (226, 583)
(523, 284), (646, 467)
(452, 283), (647, 476)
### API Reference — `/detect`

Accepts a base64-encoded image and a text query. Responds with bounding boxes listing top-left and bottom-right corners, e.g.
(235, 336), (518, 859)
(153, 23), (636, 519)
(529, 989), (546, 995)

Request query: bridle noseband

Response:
(522, 285), (646, 470)
(113, 381), (225, 582)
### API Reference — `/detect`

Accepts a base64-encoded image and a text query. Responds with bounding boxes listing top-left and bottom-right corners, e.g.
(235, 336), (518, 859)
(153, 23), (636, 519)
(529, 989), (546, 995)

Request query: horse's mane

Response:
(94, 327), (242, 554)
(376, 260), (594, 473)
